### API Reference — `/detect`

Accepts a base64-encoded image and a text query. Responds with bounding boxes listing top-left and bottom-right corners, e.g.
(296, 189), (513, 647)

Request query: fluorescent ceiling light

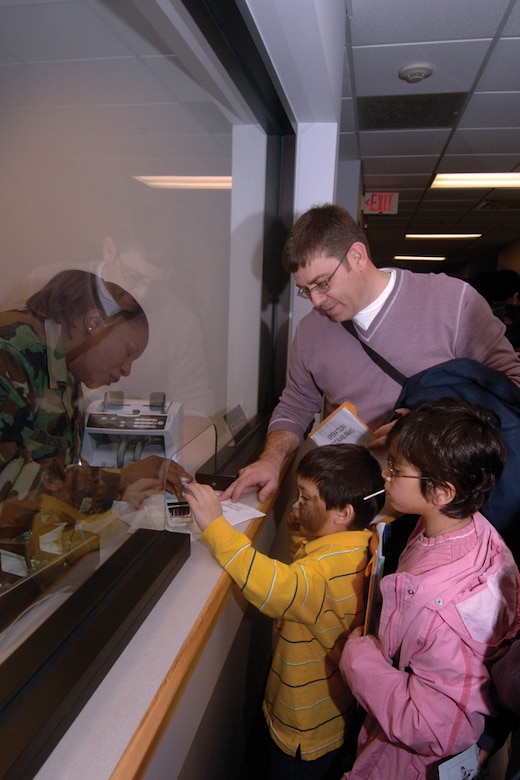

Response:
(405, 233), (481, 239)
(394, 255), (446, 262)
(132, 175), (232, 190)
(431, 173), (520, 189)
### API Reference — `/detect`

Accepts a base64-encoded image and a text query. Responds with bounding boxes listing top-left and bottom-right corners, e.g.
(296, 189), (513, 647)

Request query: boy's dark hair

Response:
(296, 443), (385, 530)
(282, 203), (370, 273)
(387, 398), (506, 519)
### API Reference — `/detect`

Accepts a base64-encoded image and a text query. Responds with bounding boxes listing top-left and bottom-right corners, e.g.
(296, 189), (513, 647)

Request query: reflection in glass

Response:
(0, 271), (189, 639)
(0, 0), (266, 653)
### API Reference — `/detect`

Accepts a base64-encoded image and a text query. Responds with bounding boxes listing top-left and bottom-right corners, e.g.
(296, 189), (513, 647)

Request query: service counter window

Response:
(0, 1), (293, 775)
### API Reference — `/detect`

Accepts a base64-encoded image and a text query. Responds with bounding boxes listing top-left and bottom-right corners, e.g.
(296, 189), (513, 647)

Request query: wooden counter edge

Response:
(110, 481), (286, 780)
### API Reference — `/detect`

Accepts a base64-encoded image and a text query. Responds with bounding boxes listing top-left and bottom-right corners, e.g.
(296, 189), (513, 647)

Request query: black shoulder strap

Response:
(342, 320), (407, 386)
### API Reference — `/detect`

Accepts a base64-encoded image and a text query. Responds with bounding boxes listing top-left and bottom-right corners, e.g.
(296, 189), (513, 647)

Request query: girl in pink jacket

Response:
(341, 398), (520, 780)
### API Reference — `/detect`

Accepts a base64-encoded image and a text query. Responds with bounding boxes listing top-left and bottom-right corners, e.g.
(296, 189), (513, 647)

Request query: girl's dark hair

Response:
(387, 398), (506, 519)
(26, 270), (147, 333)
(297, 443), (384, 529)
(282, 203), (370, 273)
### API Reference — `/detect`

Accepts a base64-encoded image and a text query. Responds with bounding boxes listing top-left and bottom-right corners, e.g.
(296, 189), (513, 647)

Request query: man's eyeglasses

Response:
(296, 249), (349, 300)
(385, 459), (429, 481)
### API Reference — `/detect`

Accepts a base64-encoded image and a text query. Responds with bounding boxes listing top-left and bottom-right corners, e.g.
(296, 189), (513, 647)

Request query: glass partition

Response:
(0, 0), (260, 423)
(0, 7), (293, 766)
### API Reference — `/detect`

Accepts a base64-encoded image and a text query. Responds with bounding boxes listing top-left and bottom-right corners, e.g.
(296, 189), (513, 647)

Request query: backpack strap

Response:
(341, 320), (407, 386)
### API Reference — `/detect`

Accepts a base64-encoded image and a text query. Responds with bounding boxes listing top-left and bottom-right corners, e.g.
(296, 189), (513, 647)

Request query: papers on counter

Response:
(220, 499), (265, 527)
(166, 497), (265, 538)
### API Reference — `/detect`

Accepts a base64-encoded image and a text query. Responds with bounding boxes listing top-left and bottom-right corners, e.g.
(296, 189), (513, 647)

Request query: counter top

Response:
(33, 493), (273, 780)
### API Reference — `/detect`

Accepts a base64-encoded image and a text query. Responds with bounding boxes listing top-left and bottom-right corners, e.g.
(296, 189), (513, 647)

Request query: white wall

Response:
(227, 125), (267, 419)
(289, 122), (341, 343)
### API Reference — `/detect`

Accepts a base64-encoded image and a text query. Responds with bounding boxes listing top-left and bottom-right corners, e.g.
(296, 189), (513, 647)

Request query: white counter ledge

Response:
(33, 487), (282, 780)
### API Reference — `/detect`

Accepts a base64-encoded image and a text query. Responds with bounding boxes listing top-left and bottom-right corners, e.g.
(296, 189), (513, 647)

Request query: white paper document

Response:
(166, 498), (265, 537)
(220, 499), (266, 527)
(436, 744), (482, 779)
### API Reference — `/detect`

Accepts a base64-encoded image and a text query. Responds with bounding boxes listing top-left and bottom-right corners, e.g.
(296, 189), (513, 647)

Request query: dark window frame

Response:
(181, 0), (296, 412)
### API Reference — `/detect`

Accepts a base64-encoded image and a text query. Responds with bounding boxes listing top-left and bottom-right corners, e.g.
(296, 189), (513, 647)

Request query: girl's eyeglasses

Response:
(385, 459), (429, 481)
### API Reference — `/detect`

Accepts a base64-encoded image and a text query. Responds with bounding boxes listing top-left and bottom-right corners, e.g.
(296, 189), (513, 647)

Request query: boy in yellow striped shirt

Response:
(185, 443), (384, 780)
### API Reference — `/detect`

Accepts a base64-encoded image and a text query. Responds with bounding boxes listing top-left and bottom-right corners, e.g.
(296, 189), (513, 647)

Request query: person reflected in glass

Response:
(94, 221), (214, 417)
(0, 269), (190, 544)
(1, 213), (215, 418)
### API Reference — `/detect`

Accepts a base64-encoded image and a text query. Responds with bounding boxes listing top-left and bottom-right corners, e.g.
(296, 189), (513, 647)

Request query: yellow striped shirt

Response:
(202, 517), (372, 760)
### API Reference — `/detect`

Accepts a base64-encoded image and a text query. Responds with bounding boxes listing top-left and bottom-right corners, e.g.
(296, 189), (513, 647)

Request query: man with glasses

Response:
(223, 203), (520, 504)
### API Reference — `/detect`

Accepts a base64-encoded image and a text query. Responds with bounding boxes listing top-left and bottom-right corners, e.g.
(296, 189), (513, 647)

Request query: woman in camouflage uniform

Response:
(0, 269), (189, 538)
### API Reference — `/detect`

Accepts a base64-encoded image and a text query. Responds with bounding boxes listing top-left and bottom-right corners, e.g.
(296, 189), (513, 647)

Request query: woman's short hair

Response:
(297, 443), (384, 529)
(387, 398), (505, 519)
(26, 270), (147, 334)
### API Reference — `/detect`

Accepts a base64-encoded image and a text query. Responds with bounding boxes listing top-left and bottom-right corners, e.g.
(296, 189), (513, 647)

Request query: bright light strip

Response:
(132, 175), (232, 190)
(405, 233), (481, 239)
(394, 255), (446, 262)
(431, 173), (520, 189)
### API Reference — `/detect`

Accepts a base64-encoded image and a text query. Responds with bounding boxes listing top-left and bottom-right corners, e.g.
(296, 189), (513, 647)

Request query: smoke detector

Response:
(398, 64), (433, 84)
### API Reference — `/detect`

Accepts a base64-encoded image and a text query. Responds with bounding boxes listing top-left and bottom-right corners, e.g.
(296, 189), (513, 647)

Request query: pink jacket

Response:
(341, 513), (520, 780)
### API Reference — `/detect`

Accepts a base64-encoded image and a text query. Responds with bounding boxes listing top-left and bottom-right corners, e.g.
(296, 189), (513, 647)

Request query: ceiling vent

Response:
(477, 200), (520, 211)
(357, 93), (467, 131)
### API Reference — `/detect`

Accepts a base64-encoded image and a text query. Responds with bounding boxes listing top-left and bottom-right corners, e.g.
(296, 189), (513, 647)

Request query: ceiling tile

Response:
(352, 41), (492, 96)
(363, 156), (438, 175)
(447, 128), (520, 155)
(438, 154), (520, 172)
(359, 128), (450, 156)
(459, 92), (520, 128)
(349, 0), (511, 44)
(476, 39), (520, 91)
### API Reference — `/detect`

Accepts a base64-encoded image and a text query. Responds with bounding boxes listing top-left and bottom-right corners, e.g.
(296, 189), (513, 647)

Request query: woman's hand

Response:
(119, 456), (192, 498)
(121, 477), (163, 508)
(157, 458), (192, 497)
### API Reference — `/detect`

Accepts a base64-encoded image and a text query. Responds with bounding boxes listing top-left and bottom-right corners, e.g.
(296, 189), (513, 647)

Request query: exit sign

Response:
(363, 192), (399, 214)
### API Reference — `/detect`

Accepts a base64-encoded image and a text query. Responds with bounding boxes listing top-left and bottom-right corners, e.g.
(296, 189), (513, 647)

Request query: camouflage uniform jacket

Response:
(0, 310), (120, 532)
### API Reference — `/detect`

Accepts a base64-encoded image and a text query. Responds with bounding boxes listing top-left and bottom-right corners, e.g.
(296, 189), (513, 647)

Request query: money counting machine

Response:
(82, 391), (183, 468)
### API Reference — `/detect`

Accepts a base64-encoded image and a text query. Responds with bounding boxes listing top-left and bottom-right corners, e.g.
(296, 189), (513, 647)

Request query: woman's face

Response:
(69, 318), (148, 389)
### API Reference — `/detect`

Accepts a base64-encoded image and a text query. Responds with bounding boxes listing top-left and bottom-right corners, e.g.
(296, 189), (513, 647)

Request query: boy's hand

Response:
(183, 481), (222, 531)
